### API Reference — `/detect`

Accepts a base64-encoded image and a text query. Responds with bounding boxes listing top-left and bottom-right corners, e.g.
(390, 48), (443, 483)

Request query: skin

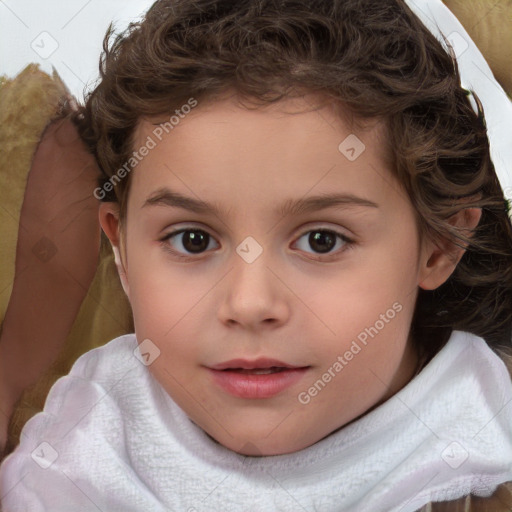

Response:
(0, 116), (101, 455)
(100, 92), (481, 456)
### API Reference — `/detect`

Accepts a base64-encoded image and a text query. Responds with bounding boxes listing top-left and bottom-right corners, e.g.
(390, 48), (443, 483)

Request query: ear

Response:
(99, 202), (130, 299)
(418, 207), (482, 290)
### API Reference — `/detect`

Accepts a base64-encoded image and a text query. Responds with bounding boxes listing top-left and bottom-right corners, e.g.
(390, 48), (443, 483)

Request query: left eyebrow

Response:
(278, 193), (379, 217)
(142, 187), (379, 217)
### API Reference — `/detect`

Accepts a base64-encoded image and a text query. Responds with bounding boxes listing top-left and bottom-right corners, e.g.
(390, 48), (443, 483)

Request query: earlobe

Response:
(418, 207), (482, 291)
(98, 202), (130, 298)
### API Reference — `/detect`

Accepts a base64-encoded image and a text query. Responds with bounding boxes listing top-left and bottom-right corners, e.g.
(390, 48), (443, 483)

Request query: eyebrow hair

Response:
(142, 187), (379, 217)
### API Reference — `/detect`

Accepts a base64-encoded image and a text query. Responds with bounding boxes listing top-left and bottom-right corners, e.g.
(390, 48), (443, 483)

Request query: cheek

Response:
(304, 249), (417, 338)
(129, 271), (204, 386)
(126, 241), (209, 335)
(299, 230), (419, 370)
(131, 286), (205, 351)
(127, 261), (221, 393)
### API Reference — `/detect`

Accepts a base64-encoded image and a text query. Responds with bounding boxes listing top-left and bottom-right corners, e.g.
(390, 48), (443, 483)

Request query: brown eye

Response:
(181, 230), (209, 253)
(294, 228), (353, 257)
(309, 231), (337, 253)
(162, 229), (218, 256)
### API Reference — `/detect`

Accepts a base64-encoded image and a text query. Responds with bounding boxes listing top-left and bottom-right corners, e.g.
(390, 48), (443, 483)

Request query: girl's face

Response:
(102, 93), (442, 456)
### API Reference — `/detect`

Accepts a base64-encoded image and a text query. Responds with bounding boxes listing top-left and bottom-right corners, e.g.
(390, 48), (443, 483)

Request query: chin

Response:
(203, 425), (312, 457)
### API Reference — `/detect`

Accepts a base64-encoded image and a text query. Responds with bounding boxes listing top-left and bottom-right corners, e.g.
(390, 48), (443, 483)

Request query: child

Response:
(1, 0), (512, 510)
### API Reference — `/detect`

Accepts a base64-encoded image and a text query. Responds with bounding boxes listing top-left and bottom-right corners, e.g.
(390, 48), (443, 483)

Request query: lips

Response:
(207, 358), (310, 399)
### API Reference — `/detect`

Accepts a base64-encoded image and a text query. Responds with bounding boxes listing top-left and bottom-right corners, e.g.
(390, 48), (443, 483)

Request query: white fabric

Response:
(1, 330), (511, 512)
(404, 0), (512, 210)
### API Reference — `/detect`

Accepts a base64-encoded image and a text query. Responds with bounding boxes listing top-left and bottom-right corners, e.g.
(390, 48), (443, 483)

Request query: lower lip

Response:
(207, 367), (309, 399)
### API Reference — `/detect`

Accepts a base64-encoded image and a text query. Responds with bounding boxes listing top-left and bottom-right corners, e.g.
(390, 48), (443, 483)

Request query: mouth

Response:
(206, 358), (310, 398)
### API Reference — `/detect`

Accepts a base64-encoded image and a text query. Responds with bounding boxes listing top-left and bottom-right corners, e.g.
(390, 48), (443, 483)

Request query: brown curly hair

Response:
(73, 0), (512, 364)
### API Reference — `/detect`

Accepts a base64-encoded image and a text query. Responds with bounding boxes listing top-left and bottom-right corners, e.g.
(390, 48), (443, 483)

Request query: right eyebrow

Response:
(142, 188), (226, 215)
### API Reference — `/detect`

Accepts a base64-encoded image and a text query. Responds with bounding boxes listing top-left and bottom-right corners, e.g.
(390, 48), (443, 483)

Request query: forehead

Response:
(128, 93), (398, 214)
(134, 91), (391, 157)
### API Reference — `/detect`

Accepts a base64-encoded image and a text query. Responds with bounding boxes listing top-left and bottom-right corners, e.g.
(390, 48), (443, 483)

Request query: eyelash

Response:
(159, 226), (355, 261)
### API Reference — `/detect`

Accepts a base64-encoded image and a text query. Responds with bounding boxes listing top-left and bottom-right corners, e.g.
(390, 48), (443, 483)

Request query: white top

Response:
(1, 330), (512, 512)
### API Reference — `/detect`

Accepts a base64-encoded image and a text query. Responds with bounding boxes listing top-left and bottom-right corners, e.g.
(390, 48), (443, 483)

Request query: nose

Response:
(217, 250), (291, 331)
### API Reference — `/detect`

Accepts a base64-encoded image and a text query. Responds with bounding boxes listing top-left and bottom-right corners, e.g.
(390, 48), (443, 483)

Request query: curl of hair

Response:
(72, 0), (512, 363)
